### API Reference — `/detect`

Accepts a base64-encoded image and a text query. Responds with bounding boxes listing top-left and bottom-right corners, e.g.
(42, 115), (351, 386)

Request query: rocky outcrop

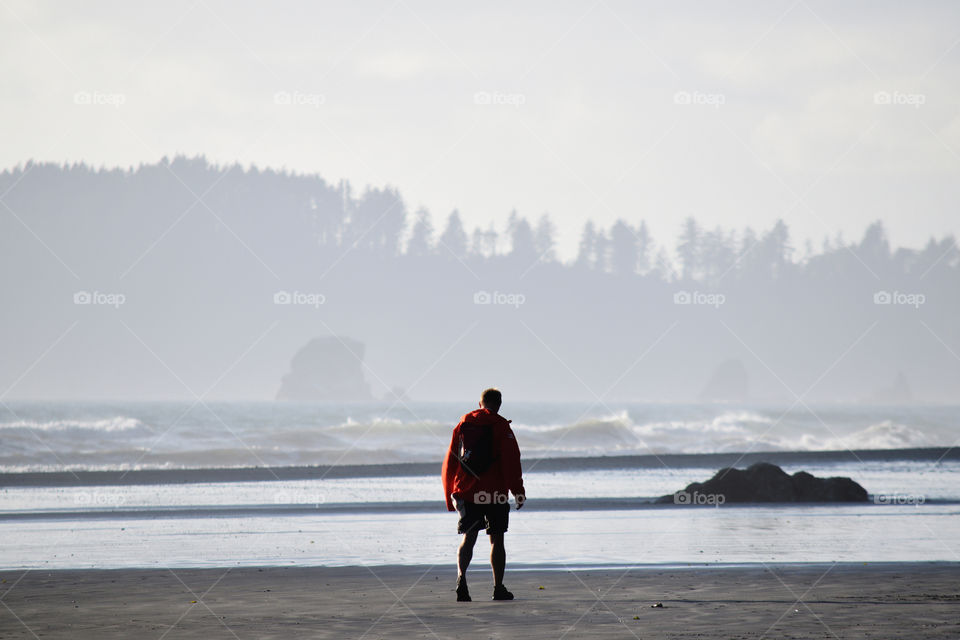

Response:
(276, 337), (372, 402)
(656, 462), (868, 504)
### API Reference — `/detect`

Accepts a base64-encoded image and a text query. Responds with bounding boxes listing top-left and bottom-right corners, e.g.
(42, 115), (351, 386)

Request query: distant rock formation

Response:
(383, 386), (409, 403)
(276, 337), (372, 402)
(864, 371), (912, 404)
(655, 462), (868, 504)
(698, 358), (748, 402)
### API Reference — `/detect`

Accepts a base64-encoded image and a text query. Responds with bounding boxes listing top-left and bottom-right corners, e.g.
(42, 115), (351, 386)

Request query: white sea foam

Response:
(0, 416), (146, 432)
(812, 421), (933, 451)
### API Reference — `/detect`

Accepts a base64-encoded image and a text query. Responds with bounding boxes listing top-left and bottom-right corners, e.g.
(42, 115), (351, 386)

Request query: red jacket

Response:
(442, 408), (525, 511)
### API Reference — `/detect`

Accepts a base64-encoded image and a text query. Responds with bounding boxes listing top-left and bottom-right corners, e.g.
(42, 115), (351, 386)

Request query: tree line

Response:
(2, 155), (956, 286)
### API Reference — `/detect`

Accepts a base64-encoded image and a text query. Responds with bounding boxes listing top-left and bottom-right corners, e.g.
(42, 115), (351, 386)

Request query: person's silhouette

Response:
(442, 388), (526, 601)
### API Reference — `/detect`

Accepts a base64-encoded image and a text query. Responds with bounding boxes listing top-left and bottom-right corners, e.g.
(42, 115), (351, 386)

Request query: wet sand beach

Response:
(1, 563), (957, 639)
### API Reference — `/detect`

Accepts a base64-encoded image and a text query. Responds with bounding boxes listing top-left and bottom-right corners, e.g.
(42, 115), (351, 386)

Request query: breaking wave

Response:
(0, 402), (953, 472)
(0, 416), (148, 433)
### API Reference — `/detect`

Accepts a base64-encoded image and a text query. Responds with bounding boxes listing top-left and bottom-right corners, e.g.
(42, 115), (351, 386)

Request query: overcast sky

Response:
(2, 0), (958, 259)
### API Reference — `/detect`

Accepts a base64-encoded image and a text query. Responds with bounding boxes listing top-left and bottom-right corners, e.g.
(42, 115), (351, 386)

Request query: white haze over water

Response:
(0, 401), (953, 472)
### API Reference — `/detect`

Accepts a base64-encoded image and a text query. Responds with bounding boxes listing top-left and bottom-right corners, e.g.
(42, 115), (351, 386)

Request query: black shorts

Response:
(454, 497), (509, 535)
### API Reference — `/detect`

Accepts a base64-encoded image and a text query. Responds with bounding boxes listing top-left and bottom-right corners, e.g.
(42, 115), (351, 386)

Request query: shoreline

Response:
(3, 498), (957, 522)
(2, 446), (956, 487)
(2, 562), (957, 638)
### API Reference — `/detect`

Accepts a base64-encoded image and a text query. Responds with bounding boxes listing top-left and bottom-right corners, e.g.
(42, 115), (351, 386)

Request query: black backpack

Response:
(457, 422), (497, 477)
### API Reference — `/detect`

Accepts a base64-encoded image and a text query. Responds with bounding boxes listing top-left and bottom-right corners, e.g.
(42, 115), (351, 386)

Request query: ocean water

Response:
(0, 400), (955, 471)
(1, 401), (958, 569)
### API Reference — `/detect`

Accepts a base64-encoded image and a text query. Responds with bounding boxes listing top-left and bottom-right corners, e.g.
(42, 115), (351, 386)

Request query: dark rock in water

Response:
(276, 336), (373, 402)
(655, 462), (868, 504)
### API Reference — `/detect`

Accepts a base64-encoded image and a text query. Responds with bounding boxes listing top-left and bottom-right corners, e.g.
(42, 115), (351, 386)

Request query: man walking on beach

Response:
(442, 387), (526, 602)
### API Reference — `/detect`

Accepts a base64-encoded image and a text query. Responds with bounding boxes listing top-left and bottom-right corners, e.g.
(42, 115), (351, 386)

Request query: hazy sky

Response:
(2, 0), (958, 259)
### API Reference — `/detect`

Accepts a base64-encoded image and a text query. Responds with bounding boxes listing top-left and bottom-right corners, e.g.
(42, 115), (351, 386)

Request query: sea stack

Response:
(276, 336), (373, 402)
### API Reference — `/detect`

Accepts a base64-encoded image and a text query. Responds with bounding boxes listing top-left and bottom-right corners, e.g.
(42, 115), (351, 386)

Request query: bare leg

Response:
(489, 532), (505, 586)
(458, 530), (479, 578)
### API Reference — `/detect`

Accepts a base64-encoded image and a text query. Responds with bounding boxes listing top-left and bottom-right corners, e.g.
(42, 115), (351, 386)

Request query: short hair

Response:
(481, 387), (502, 410)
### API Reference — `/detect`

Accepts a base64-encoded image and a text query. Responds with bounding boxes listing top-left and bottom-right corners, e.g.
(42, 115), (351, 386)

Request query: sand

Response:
(1, 563), (957, 639)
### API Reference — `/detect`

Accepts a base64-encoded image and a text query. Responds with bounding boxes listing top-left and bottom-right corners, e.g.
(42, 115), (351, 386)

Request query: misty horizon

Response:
(1, 2), (958, 403)
(2, 155), (957, 404)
